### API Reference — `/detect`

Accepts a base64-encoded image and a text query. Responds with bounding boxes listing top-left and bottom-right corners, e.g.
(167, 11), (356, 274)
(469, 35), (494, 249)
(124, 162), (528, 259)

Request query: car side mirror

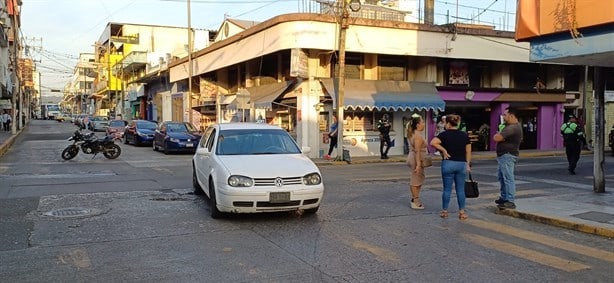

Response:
(301, 146), (311, 154)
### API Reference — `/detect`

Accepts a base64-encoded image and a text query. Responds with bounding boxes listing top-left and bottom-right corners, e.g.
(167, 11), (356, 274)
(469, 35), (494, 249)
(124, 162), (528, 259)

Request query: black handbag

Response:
(464, 172), (479, 198)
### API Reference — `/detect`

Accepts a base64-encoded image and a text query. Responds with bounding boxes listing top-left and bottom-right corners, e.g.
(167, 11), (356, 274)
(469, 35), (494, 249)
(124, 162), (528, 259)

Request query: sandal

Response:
(458, 210), (468, 220)
(439, 210), (448, 218)
(410, 198), (425, 210)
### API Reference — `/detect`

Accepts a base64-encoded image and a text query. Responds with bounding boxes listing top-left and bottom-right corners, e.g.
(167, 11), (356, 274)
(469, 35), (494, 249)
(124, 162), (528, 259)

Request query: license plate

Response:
(186, 143), (193, 147)
(269, 192), (290, 203)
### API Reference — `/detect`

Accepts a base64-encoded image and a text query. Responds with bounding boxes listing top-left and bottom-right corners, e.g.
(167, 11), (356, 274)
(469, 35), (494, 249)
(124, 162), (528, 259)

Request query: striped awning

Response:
(320, 79), (445, 112)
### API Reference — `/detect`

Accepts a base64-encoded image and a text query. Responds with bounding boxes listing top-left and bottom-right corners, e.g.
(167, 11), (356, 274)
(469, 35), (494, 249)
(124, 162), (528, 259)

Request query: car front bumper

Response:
(215, 185), (324, 213)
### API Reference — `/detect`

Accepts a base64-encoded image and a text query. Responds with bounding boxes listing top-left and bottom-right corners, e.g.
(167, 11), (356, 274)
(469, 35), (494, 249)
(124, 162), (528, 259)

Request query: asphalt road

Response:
(0, 120), (612, 282)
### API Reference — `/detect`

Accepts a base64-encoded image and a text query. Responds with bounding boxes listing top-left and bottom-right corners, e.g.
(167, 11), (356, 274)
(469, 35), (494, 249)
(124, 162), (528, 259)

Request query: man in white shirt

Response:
(1, 111), (10, 131)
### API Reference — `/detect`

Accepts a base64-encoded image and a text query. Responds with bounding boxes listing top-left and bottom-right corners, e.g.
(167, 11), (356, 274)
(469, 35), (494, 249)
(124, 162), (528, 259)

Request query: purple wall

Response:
(427, 109), (437, 152)
(538, 104), (565, 149)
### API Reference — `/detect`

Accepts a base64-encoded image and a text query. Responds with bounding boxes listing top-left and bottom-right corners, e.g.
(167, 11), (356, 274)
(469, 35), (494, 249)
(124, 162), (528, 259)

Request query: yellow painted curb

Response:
(0, 130), (22, 157)
(495, 208), (614, 238)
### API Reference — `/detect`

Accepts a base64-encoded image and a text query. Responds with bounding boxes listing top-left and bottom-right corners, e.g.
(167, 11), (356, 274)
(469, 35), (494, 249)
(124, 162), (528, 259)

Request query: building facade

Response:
(167, 13), (583, 158)
(62, 53), (95, 114)
(90, 22), (209, 120)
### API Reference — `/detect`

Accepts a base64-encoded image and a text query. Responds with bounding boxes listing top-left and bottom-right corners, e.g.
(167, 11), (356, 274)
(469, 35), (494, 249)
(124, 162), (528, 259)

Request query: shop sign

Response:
(290, 48), (308, 78)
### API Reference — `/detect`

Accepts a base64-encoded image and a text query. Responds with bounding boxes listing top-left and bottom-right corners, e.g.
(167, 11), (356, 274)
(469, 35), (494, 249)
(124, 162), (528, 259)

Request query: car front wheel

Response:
(208, 179), (223, 219)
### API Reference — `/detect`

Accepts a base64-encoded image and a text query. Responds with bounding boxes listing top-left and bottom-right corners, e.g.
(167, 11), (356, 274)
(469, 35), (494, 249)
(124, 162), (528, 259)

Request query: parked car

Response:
(192, 123), (323, 218)
(124, 120), (157, 146)
(88, 116), (110, 132)
(106, 119), (128, 139)
(54, 113), (70, 122)
(153, 121), (201, 154)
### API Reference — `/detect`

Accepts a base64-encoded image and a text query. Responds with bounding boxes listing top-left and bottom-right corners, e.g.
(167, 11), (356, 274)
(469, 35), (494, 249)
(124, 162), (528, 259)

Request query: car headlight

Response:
(169, 137), (179, 143)
(228, 175), (254, 187)
(303, 173), (322, 185)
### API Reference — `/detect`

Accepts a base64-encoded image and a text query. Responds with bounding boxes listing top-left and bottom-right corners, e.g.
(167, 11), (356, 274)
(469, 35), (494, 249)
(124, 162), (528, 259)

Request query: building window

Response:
(448, 61), (469, 85)
(260, 54), (278, 79)
(333, 52), (363, 79)
(513, 63), (540, 89)
(378, 55), (406, 81)
(564, 66), (581, 91)
(343, 111), (392, 132)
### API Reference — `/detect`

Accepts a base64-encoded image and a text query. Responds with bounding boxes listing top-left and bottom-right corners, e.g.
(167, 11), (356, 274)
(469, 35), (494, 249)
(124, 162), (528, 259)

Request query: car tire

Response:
(192, 164), (204, 195)
(209, 179), (223, 219)
(303, 206), (319, 215)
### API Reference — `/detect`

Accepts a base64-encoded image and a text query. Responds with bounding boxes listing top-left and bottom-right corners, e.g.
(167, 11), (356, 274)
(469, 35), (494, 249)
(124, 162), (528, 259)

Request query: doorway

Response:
(517, 109), (537, 150)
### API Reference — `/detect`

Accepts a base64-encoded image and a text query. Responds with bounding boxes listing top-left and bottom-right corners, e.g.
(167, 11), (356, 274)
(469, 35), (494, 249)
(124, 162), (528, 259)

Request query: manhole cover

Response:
(44, 207), (92, 217)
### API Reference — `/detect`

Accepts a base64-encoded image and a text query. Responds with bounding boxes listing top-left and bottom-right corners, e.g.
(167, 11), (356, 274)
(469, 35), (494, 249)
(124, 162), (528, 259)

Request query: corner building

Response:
(169, 13), (582, 158)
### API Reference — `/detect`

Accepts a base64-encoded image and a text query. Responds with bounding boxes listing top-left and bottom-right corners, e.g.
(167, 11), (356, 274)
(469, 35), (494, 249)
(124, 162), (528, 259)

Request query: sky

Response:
(20, 0), (516, 95)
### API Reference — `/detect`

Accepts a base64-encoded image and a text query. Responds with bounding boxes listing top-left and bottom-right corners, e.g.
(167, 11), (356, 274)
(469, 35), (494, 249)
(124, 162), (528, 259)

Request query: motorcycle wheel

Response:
(103, 144), (122, 159)
(61, 146), (79, 160)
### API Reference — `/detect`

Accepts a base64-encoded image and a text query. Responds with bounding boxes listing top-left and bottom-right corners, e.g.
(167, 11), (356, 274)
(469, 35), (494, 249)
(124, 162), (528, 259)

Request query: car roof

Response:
(216, 122), (284, 131)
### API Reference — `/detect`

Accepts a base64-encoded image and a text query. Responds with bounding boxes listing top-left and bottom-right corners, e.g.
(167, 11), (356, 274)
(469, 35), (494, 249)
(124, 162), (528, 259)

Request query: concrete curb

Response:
(495, 208), (614, 238)
(0, 130), (22, 157)
(315, 150), (593, 166)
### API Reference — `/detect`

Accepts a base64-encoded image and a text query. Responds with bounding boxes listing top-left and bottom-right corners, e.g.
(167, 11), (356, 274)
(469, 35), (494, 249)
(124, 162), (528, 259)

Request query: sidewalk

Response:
(0, 128), (21, 157)
(1, 129), (612, 238)
(315, 150), (613, 238)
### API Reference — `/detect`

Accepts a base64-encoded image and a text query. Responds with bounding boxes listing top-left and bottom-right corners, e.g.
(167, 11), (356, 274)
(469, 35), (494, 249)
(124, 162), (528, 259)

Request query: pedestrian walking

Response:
(376, 113), (392, 159)
(493, 107), (522, 209)
(560, 114), (585, 175)
(406, 114), (427, 209)
(324, 115), (338, 160)
(1, 111), (9, 131)
(430, 114), (472, 220)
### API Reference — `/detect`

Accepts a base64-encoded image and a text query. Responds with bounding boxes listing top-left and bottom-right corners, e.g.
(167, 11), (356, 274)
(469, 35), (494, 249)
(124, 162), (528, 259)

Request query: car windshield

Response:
(167, 123), (196, 132)
(216, 129), (301, 155)
(136, 121), (157, 130)
(109, 120), (127, 127)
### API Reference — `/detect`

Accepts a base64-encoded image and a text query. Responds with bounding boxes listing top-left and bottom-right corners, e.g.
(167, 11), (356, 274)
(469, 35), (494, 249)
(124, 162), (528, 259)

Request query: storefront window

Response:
(378, 55), (406, 81)
(343, 110), (392, 132)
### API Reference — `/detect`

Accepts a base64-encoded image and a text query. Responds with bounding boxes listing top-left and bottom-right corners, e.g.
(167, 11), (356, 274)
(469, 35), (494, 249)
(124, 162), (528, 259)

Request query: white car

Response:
(192, 123), (323, 218)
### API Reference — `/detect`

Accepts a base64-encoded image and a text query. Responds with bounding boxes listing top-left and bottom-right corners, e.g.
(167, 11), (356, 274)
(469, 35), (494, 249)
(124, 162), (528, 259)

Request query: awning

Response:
(226, 90), (251, 110)
(320, 79), (445, 111)
(247, 80), (295, 109)
(219, 94), (237, 105)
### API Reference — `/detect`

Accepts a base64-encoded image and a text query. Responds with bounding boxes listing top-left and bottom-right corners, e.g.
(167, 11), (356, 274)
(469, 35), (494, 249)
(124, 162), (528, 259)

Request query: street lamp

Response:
(335, 0), (360, 161)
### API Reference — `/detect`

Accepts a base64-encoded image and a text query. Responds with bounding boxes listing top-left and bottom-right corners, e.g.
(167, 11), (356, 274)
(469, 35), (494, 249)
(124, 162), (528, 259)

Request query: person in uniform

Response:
(560, 114), (585, 175)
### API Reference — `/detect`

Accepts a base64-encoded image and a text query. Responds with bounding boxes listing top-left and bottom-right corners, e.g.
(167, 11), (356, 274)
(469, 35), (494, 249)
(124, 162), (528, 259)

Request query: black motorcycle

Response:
(61, 130), (122, 160)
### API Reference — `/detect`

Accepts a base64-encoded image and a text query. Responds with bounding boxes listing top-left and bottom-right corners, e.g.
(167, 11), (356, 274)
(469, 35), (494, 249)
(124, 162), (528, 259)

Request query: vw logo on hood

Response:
(275, 177), (284, 187)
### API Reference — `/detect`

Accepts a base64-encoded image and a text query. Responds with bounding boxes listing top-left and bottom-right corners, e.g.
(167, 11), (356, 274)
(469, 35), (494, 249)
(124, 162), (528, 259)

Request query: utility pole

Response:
(187, 0), (193, 124)
(10, 0), (20, 134)
(335, 0), (361, 161)
(593, 67), (606, 193)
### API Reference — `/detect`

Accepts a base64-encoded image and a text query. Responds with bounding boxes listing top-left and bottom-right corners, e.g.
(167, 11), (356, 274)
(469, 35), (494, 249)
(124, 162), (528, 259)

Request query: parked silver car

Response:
(88, 116), (110, 132)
